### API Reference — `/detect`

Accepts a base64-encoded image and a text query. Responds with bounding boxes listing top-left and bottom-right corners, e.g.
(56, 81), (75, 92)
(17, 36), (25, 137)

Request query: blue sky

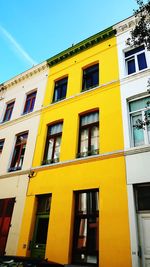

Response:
(0, 0), (138, 83)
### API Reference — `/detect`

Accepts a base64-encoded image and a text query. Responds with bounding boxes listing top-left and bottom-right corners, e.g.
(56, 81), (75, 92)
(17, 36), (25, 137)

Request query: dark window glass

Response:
(72, 190), (99, 265)
(125, 45), (145, 57)
(137, 53), (147, 70)
(3, 101), (15, 122)
(53, 77), (68, 102)
(82, 64), (99, 91)
(78, 112), (99, 158)
(23, 91), (37, 114)
(37, 195), (51, 213)
(42, 123), (62, 165)
(9, 132), (28, 172)
(127, 57), (136, 74)
(35, 218), (49, 244)
(0, 140), (4, 154)
(136, 186), (150, 211)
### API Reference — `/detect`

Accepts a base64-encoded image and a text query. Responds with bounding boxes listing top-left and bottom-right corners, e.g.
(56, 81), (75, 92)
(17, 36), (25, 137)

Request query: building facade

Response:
(17, 28), (131, 267)
(115, 17), (150, 267)
(0, 62), (48, 256)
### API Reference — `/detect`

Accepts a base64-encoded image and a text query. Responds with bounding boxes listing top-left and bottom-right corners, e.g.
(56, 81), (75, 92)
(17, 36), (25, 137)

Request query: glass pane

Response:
(127, 57), (136, 74)
(78, 193), (87, 213)
(77, 218), (87, 248)
(37, 196), (51, 213)
(132, 114), (144, 146)
(91, 126), (99, 152)
(136, 186), (150, 211)
(137, 52), (147, 70)
(125, 45), (145, 57)
(129, 97), (150, 112)
(81, 112), (99, 126)
(49, 123), (62, 135)
(80, 129), (88, 154)
(35, 218), (49, 244)
(46, 138), (54, 160)
(53, 136), (61, 159)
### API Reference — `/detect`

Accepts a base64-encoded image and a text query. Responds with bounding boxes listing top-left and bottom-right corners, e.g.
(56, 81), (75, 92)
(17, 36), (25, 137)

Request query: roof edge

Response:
(47, 26), (116, 67)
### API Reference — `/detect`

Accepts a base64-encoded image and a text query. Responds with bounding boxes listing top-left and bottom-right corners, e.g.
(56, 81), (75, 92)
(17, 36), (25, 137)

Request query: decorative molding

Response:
(0, 62), (48, 89)
(113, 16), (138, 35)
(47, 27), (116, 67)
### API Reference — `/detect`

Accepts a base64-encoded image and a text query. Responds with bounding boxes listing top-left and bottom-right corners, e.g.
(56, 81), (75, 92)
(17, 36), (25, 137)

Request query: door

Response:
(31, 195), (51, 259)
(138, 214), (150, 267)
(0, 198), (15, 255)
(135, 185), (150, 267)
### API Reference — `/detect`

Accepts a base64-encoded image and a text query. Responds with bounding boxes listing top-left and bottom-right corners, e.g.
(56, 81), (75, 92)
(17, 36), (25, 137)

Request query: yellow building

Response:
(17, 27), (131, 267)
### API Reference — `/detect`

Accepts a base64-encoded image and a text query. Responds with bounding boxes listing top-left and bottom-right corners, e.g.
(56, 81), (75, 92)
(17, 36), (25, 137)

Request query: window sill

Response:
(42, 158), (59, 165)
(8, 166), (22, 172)
(81, 84), (99, 92)
(77, 149), (99, 158)
(125, 144), (150, 155)
(52, 97), (66, 104)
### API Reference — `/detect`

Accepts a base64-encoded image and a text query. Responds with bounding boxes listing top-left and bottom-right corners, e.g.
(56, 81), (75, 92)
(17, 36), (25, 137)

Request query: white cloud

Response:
(0, 25), (37, 66)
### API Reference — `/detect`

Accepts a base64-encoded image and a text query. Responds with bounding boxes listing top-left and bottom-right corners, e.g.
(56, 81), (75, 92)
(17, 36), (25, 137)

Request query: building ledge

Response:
(125, 145), (150, 155)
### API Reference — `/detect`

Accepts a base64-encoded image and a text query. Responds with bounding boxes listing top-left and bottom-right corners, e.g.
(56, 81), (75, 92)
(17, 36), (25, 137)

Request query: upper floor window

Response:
(129, 96), (150, 147)
(9, 132), (28, 172)
(77, 111), (99, 158)
(52, 77), (68, 103)
(3, 101), (15, 122)
(0, 139), (4, 156)
(42, 122), (63, 165)
(82, 64), (99, 91)
(125, 45), (147, 75)
(23, 91), (37, 114)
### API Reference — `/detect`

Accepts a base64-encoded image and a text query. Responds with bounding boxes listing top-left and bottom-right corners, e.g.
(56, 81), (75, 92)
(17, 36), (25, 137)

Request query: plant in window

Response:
(133, 100), (150, 129)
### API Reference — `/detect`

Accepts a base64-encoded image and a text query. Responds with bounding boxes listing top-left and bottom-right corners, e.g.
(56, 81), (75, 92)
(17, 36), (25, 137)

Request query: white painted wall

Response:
(0, 62), (48, 255)
(115, 17), (150, 267)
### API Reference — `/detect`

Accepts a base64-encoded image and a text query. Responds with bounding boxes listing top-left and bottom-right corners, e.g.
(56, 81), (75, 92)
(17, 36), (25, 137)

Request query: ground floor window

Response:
(72, 189), (99, 265)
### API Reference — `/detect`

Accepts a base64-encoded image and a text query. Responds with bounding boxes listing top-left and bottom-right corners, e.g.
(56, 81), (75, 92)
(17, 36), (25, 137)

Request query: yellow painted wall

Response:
(17, 35), (131, 267)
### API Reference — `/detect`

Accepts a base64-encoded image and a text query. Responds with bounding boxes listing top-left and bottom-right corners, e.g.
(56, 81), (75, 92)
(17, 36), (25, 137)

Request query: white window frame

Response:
(125, 46), (147, 76)
(129, 96), (150, 147)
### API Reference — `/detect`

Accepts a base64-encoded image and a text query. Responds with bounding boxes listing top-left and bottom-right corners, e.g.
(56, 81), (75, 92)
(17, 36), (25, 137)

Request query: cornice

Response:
(47, 27), (116, 67)
(0, 169), (30, 179)
(125, 145), (150, 156)
(0, 62), (48, 90)
(113, 15), (137, 35)
(120, 68), (150, 85)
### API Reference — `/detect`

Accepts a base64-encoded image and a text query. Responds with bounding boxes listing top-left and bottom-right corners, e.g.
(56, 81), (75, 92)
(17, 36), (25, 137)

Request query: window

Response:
(52, 77), (68, 102)
(9, 132), (28, 172)
(77, 111), (99, 158)
(0, 139), (4, 156)
(129, 96), (150, 147)
(3, 101), (15, 122)
(125, 45), (147, 75)
(135, 185), (150, 211)
(42, 122), (63, 165)
(72, 190), (99, 265)
(23, 91), (37, 114)
(82, 64), (99, 91)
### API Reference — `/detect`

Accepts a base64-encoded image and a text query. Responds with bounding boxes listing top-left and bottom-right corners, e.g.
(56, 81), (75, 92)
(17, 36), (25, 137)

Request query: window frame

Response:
(52, 77), (68, 103)
(125, 45), (147, 75)
(72, 189), (99, 265)
(77, 111), (99, 158)
(82, 63), (99, 92)
(129, 96), (150, 147)
(42, 122), (63, 165)
(2, 101), (15, 122)
(8, 131), (28, 172)
(23, 90), (37, 114)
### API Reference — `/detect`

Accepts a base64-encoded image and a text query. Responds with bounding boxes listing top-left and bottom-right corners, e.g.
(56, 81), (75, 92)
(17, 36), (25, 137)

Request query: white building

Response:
(0, 62), (48, 256)
(115, 17), (150, 267)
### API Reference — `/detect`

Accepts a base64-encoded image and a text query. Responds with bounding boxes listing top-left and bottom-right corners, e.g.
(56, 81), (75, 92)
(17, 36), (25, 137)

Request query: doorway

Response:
(31, 194), (51, 259)
(0, 198), (15, 255)
(135, 185), (150, 267)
